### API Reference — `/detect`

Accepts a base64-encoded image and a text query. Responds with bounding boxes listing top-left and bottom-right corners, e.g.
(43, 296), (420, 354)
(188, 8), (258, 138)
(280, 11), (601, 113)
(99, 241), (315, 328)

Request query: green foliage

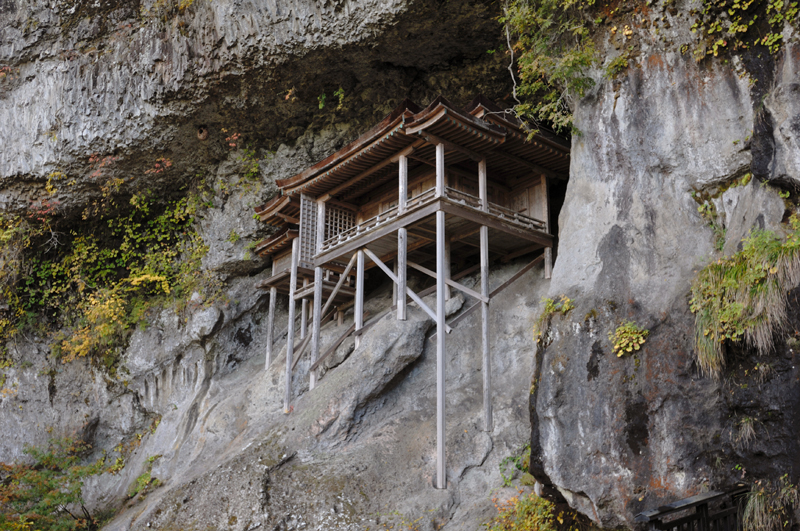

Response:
(318, 93), (327, 109)
(0, 437), (121, 531)
(744, 475), (800, 531)
(499, 443), (531, 487)
(484, 490), (580, 531)
(505, 0), (798, 133)
(0, 179), (213, 371)
(127, 455), (162, 500)
(534, 295), (575, 340)
(333, 87), (345, 111)
(504, 0), (598, 133)
(689, 0), (798, 59)
(605, 48), (633, 79)
(609, 320), (649, 357)
(690, 216), (800, 377)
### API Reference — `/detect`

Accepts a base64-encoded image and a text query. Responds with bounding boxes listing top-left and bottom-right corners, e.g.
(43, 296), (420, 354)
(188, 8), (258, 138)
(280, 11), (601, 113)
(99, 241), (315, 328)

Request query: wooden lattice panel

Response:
(299, 194), (318, 269)
(325, 204), (355, 242)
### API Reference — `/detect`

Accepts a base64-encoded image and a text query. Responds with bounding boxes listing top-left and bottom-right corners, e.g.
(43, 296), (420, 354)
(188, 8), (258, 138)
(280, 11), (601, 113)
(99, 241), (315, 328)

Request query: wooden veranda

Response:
(254, 95), (570, 488)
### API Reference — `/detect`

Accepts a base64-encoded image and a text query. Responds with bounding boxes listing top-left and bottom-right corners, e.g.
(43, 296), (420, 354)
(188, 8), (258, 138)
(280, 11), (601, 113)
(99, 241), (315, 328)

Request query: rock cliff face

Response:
(530, 40), (800, 527)
(2, 0), (800, 528)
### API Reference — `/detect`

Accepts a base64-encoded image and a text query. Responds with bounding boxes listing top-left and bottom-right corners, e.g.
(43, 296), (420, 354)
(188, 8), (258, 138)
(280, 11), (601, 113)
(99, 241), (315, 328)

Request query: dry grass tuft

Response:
(690, 216), (800, 377)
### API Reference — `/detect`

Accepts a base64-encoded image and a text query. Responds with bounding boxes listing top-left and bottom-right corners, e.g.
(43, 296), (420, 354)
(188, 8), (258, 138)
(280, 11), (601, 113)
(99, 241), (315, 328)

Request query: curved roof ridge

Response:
(275, 98), (421, 190)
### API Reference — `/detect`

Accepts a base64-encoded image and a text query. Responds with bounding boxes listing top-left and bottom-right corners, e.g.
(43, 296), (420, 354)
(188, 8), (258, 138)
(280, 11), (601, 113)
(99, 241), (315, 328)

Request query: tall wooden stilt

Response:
(479, 157), (492, 432)
(435, 142), (447, 489)
(266, 260), (278, 369)
(444, 238), (451, 301)
(436, 209), (447, 489)
(284, 237), (300, 413)
(266, 286), (277, 368)
(310, 268), (322, 389)
(542, 176), (553, 279)
(480, 225), (491, 431)
(301, 278), (308, 339)
(398, 154), (408, 321)
(435, 143), (445, 198)
(355, 249), (365, 349)
(311, 199), (326, 390)
(393, 260), (398, 306)
(397, 229), (407, 321)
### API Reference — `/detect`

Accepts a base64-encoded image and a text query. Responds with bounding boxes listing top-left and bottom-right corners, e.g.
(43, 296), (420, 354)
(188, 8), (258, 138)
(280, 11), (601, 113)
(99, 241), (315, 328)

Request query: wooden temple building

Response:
(253, 96), (570, 488)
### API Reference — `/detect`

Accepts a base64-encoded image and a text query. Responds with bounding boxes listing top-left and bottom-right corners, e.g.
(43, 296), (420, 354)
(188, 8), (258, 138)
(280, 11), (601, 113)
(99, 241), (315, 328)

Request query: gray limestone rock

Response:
(719, 180), (787, 256)
(533, 41), (800, 528)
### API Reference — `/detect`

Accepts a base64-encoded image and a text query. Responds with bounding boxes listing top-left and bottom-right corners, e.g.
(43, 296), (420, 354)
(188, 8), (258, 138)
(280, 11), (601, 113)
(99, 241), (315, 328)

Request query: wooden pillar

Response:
(444, 238), (451, 300)
(284, 237), (300, 413)
(392, 260), (398, 306)
(310, 199), (326, 390)
(301, 278), (308, 339)
(355, 249), (365, 348)
(398, 154), (408, 321)
(479, 158), (492, 432)
(436, 207), (447, 489)
(435, 143), (445, 198)
(542, 176), (553, 279)
(397, 230), (407, 320)
(266, 262), (277, 369)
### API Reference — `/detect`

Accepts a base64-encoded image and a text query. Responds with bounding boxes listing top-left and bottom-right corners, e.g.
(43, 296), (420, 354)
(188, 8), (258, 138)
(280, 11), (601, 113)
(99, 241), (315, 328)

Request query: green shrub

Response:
(534, 295), (575, 340)
(609, 320), (649, 357)
(128, 455), (162, 500)
(484, 490), (579, 531)
(499, 443), (532, 487)
(743, 475), (800, 531)
(690, 216), (800, 377)
(0, 181), (215, 370)
(503, 0), (597, 133)
(0, 437), (120, 530)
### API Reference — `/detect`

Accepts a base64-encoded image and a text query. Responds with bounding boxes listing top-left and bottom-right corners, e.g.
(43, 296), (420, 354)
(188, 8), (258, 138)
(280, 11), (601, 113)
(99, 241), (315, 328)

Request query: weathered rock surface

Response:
(0, 0), (507, 214)
(531, 41), (800, 528)
(4, 0), (800, 527)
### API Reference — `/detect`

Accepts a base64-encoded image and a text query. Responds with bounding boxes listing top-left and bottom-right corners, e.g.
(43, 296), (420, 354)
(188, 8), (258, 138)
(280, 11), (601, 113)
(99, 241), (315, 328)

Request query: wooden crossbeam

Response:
(276, 213), (300, 224)
(500, 244), (542, 263)
(418, 132), (484, 162)
(429, 254), (543, 341)
(320, 253), (357, 317)
(449, 226), (482, 242)
(292, 310), (335, 370)
(492, 150), (565, 180)
(310, 322), (357, 372)
(407, 261), (488, 303)
(451, 236), (508, 256)
(363, 248), (452, 333)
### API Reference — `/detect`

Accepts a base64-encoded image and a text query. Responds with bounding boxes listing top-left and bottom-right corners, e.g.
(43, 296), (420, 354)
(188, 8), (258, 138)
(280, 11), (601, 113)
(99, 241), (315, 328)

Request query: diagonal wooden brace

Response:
(407, 260), (488, 303)
(362, 248), (452, 333)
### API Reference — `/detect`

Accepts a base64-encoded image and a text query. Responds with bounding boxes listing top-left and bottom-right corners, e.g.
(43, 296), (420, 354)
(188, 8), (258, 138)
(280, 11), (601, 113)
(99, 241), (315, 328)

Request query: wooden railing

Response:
(635, 488), (748, 531)
(444, 187), (547, 232)
(318, 186), (547, 254)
